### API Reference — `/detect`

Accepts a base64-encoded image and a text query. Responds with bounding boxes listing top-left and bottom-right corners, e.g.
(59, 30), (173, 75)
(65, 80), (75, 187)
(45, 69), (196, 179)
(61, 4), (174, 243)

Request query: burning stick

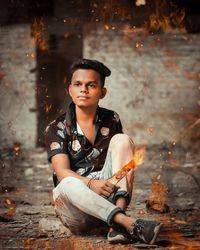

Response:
(108, 147), (145, 185)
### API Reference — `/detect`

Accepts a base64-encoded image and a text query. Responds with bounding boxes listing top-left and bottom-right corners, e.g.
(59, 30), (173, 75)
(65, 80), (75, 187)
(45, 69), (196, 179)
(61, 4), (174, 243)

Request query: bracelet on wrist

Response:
(87, 177), (96, 189)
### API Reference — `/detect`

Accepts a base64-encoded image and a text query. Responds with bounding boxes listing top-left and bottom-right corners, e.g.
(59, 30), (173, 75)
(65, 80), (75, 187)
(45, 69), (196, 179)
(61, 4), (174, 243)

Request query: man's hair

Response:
(70, 58), (111, 87)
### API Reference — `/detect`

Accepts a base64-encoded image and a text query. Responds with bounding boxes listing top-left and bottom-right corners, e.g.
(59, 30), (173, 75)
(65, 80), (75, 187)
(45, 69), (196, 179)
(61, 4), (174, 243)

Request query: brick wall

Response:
(0, 24), (37, 149)
(0, 23), (199, 149)
(84, 25), (200, 145)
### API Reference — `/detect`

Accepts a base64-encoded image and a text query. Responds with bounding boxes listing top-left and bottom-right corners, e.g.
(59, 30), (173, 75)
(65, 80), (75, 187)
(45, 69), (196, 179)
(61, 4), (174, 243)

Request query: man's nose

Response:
(80, 85), (88, 92)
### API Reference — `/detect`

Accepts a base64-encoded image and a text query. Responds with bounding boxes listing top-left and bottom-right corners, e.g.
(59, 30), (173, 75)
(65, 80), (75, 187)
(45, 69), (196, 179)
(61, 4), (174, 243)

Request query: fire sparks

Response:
(32, 18), (48, 51)
(92, 1), (132, 23)
(108, 146), (145, 185)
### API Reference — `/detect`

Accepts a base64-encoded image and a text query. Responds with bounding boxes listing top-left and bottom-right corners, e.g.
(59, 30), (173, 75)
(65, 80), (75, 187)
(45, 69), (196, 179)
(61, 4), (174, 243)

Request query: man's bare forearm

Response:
(54, 166), (90, 185)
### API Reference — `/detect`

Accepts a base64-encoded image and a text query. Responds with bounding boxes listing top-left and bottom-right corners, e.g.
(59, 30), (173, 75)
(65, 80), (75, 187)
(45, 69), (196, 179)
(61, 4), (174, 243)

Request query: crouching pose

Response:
(45, 59), (162, 244)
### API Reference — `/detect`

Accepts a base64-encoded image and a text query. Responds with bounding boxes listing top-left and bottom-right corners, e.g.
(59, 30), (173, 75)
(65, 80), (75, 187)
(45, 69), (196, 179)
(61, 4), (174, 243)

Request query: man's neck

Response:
(75, 105), (98, 125)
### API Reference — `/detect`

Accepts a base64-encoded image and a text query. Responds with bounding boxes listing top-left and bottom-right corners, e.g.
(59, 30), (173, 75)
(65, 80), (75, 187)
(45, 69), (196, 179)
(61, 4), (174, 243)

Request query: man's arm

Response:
(51, 153), (115, 197)
(51, 153), (89, 184)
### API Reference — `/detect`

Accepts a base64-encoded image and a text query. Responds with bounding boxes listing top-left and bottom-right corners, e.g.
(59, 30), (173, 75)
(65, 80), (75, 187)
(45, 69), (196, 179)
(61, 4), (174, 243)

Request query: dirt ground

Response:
(0, 144), (200, 249)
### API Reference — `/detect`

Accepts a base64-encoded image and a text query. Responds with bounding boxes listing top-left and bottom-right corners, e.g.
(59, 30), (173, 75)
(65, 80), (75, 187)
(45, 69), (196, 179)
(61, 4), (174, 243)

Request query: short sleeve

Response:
(44, 121), (69, 162)
(116, 118), (123, 133)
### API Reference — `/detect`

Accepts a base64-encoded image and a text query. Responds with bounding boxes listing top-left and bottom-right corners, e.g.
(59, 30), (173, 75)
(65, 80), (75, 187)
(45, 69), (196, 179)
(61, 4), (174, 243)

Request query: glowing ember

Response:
(13, 142), (21, 156)
(108, 146), (145, 185)
(104, 24), (110, 31)
(135, 42), (144, 49)
(4, 199), (12, 205)
(30, 53), (35, 58)
(138, 209), (146, 215)
(63, 76), (67, 84)
(135, 0), (146, 6)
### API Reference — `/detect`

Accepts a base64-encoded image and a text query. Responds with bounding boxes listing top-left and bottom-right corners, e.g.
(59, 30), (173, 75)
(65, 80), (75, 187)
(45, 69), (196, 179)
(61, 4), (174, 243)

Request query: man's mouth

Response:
(78, 96), (89, 100)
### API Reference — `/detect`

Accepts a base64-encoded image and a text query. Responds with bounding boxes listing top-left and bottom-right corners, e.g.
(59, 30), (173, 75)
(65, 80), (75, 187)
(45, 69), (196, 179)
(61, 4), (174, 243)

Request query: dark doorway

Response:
(36, 31), (83, 146)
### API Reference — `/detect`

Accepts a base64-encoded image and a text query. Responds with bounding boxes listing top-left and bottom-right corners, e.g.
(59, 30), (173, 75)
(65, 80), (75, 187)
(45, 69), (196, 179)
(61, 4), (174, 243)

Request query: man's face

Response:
(68, 69), (106, 108)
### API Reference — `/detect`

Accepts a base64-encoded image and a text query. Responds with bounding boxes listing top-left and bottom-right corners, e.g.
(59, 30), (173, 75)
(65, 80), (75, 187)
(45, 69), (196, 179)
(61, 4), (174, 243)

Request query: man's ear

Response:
(68, 85), (72, 97)
(100, 87), (107, 99)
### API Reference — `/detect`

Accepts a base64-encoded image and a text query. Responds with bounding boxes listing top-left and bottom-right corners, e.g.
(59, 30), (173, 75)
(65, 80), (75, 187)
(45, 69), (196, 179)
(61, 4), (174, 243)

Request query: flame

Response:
(168, 231), (200, 249)
(108, 146), (145, 185)
(4, 199), (16, 218)
(23, 238), (33, 247)
(44, 103), (52, 113)
(148, 1), (186, 32)
(147, 177), (169, 213)
(133, 146), (146, 166)
(32, 18), (48, 51)
(6, 206), (16, 217)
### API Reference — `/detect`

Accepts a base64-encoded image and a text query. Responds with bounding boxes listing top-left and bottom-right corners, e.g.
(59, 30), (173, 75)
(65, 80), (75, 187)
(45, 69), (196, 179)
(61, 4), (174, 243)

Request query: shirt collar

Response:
(65, 102), (104, 129)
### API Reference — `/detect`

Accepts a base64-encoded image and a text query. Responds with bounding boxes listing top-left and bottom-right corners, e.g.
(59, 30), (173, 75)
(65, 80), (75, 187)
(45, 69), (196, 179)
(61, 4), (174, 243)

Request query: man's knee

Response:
(110, 134), (134, 149)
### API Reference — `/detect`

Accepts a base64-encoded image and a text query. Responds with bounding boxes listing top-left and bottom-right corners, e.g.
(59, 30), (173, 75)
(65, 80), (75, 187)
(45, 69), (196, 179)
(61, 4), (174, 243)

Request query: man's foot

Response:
(130, 219), (162, 245)
(107, 227), (130, 244)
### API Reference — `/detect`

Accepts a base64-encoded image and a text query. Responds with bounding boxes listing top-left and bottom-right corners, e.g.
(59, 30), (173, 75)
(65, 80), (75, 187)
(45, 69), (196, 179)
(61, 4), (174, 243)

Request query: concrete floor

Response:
(0, 145), (200, 249)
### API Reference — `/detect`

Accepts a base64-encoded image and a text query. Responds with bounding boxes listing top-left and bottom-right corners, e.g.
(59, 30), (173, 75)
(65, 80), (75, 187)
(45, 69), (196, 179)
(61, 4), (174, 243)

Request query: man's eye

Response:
(89, 84), (96, 88)
(74, 83), (81, 86)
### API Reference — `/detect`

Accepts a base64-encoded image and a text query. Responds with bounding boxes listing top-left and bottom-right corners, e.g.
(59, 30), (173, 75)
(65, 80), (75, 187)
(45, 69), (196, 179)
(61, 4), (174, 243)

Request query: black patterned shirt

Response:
(45, 102), (123, 184)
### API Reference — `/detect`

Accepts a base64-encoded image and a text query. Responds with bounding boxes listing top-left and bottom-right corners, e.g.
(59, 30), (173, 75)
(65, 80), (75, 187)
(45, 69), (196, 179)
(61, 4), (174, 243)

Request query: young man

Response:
(45, 59), (162, 244)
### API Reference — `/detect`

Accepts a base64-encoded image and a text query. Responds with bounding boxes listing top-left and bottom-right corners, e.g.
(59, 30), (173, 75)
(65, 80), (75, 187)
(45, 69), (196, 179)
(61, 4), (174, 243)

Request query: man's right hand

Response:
(89, 179), (117, 198)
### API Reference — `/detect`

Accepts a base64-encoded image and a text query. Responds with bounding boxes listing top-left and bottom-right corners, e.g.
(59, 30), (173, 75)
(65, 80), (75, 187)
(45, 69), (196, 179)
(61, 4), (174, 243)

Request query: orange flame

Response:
(32, 18), (48, 51)
(147, 176), (169, 213)
(108, 146), (145, 185)
(148, 1), (186, 32)
(44, 104), (52, 113)
(6, 206), (16, 217)
(4, 199), (16, 218)
(168, 231), (200, 249)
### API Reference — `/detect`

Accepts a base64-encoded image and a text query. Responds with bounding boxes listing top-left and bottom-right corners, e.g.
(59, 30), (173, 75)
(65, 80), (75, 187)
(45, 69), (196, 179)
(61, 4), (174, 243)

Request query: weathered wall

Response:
(0, 24), (37, 149)
(84, 25), (200, 145)
(0, 23), (199, 148)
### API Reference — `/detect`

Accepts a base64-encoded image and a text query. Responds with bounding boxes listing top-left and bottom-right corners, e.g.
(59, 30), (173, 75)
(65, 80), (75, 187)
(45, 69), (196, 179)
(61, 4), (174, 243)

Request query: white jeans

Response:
(53, 134), (135, 233)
